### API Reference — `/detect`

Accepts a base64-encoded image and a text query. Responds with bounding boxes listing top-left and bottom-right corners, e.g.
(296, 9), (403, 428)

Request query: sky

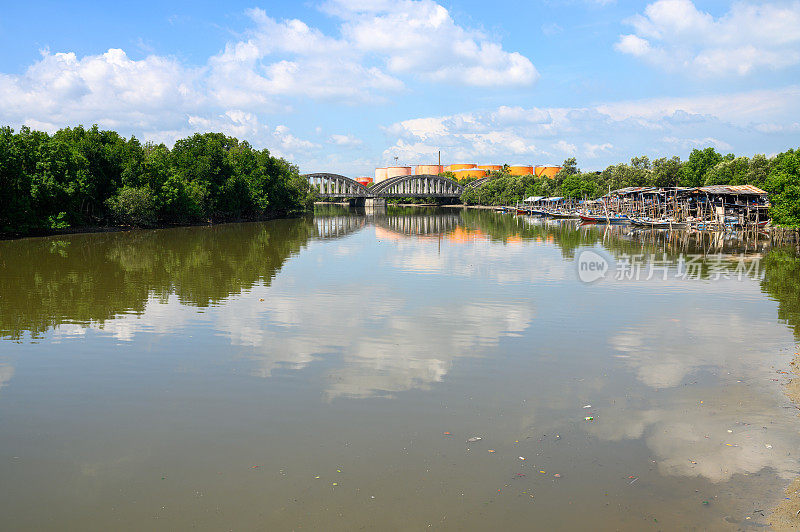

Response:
(0, 0), (799, 175)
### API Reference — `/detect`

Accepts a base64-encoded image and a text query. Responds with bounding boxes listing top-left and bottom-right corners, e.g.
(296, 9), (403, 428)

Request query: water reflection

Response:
(1, 206), (799, 530)
(610, 310), (784, 389)
(589, 388), (799, 482)
(0, 220), (316, 340)
(0, 363), (13, 391)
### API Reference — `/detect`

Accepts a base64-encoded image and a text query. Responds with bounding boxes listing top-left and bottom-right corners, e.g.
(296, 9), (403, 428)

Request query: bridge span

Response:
(305, 173), (483, 204)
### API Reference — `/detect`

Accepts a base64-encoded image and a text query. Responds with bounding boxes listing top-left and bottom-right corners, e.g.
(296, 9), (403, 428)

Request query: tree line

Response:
(0, 125), (314, 236)
(457, 147), (800, 226)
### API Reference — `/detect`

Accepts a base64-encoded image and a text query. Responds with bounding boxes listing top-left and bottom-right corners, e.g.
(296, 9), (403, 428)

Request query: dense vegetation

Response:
(0, 125), (314, 236)
(459, 148), (800, 226)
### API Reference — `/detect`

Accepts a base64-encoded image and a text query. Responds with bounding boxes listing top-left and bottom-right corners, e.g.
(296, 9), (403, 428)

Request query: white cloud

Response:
(325, 0), (538, 86)
(0, 48), (199, 133)
(541, 22), (563, 36)
(584, 142), (613, 158)
(661, 135), (732, 152)
(381, 86), (800, 166)
(206, 9), (404, 107)
(553, 139), (577, 154)
(186, 111), (319, 160)
(328, 133), (363, 147)
(616, 0), (800, 75)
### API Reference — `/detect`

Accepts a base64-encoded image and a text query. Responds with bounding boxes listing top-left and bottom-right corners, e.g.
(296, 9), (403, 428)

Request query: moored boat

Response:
(630, 217), (687, 229)
(579, 213), (630, 224)
(547, 211), (581, 219)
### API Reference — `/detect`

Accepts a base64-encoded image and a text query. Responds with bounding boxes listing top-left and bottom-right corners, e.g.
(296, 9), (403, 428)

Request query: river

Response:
(1, 206), (799, 530)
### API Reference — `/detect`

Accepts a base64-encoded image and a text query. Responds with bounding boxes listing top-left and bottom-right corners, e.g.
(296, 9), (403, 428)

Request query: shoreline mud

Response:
(771, 346), (800, 530)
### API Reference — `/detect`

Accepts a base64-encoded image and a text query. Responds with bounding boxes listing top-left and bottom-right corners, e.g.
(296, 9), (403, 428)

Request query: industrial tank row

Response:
(369, 163), (561, 183)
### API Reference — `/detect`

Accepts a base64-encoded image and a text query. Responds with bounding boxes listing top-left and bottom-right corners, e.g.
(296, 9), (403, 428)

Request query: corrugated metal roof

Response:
(696, 185), (768, 195)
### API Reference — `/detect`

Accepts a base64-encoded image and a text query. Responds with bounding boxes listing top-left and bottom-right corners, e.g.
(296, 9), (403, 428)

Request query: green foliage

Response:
(681, 148), (723, 187)
(704, 157), (750, 186)
(48, 212), (70, 230)
(106, 186), (157, 227)
(764, 149), (800, 227)
(652, 157), (682, 188)
(0, 126), (312, 235)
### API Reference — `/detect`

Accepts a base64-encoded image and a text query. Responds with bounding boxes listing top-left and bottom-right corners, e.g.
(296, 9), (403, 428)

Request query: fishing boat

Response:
(579, 213), (630, 224)
(629, 217), (687, 229)
(547, 211), (581, 219)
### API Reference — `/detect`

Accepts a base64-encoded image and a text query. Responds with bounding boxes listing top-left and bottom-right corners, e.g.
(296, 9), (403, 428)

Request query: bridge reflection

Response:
(313, 207), (467, 240)
(313, 215), (367, 240)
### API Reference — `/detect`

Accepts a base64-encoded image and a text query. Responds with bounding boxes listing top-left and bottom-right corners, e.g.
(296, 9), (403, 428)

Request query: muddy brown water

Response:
(1, 206), (799, 530)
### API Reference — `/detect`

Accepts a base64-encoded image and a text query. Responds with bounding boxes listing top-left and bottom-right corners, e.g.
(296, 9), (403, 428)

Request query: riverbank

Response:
(0, 211), (303, 241)
(771, 346), (800, 529)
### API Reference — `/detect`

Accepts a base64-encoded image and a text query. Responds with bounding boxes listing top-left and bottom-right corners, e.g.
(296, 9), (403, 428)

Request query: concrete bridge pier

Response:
(364, 197), (386, 208)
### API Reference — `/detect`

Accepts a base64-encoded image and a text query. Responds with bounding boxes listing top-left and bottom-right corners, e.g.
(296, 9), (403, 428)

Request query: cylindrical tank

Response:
(477, 165), (502, 172)
(415, 164), (443, 175)
(535, 166), (561, 178)
(386, 166), (413, 178)
(355, 177), (373, 186)
(508, 165), (534, 176)
(452, 168), (488, 179)
(446, 163), (476, 172)
(374, 168), (388, 182)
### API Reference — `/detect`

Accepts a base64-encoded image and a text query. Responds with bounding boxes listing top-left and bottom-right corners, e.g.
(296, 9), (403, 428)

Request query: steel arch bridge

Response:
(305, 173), (486, 199)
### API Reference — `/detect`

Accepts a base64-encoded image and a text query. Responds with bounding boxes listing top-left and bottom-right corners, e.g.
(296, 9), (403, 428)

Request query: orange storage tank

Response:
(355, 177), (373, 186)
(386, 166), (413, 178)
(446, 163), (477, 172)
(415, 164), (443, 175)
(453, 168), (488, 179)
(477, 165), (502, 172)
(374, 167), (388, 182)
(508, 165), (534, 176)
(535, 166), (561, 178)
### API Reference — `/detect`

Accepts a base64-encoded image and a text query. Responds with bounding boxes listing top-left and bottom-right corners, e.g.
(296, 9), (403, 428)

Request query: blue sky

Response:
(1, 0), (799, 174)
